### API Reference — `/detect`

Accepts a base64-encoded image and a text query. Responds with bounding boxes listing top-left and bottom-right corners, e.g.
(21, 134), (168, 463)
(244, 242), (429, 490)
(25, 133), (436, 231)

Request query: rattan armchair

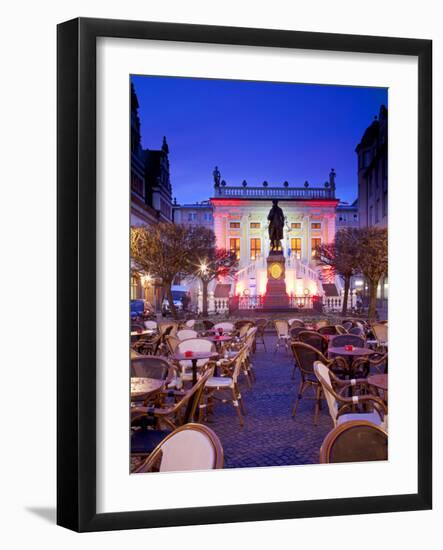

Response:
(314, 361), (388, 430)
(290, 342), (347, 424)
(274, 319), (290, 352)
(131, 366), (214, 458)
(319, 420), (388, 463)
(134, 423), (224, 473)
(298, 330), (328, 355)
(255, 318), (268, 351)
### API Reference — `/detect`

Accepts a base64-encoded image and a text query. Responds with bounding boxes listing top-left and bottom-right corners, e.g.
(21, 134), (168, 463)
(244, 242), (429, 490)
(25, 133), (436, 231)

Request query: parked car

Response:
(130, 299), (154, 319)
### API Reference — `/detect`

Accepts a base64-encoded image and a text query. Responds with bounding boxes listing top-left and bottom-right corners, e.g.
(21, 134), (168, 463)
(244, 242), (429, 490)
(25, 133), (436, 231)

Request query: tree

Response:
(355, 227), (388, 320)
(188, 226), (238, 316)
(130, 223), (193, 319)
(316, 228), (360, 316)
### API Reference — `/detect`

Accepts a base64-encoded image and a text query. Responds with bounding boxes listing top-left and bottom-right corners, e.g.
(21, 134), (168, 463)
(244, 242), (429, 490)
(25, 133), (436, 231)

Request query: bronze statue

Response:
(267, 199), (285, 252)
(213, 166), (221, 186)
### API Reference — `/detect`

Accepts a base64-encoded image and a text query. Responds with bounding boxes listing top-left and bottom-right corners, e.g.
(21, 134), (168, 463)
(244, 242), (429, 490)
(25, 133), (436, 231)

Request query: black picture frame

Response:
(57, 17), (432, 532)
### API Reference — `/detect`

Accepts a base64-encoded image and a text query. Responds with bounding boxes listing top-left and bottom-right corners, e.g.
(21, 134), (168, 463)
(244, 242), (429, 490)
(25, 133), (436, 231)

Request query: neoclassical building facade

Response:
(208, 172), (340, 305)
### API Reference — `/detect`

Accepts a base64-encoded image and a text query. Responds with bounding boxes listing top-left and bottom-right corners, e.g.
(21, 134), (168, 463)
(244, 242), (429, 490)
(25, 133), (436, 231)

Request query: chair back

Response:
(131, 356), (170, 379)
(329, 334), (366, 348)
(213, 322), (234, 333)
(298, 330), (328, 353)
(319, 420), (388, 463)
(177, 338), (215, 369)
(313, 361), (339, 423)
(290, 326), (305, 340)
(372, 323), (388, 344)
(185, 319), (196, 329)
(335, 325), (347, 334)
(342, 321), (353, 331)
(288, 318), (305, 328)
(239, 322), (254, 338)
(291, 342), (324, 378)
(131, 323), (144, 332)
(165, 335), (180, 355)
(202, 320), (215, 330)
(135, 423), (224, 473)
(349, 326), (364, 336)
(144, 320), (158, 330)
(318, 325), (339, 336)
(159, 322), (178, 338)
(316, 319), (329, 329)
(274, 319), (289, 337)
(177, 329), (198, 341)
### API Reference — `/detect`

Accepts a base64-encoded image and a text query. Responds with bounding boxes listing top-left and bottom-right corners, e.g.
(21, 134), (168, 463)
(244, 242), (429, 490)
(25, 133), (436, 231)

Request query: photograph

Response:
(129, 75), (389, 473)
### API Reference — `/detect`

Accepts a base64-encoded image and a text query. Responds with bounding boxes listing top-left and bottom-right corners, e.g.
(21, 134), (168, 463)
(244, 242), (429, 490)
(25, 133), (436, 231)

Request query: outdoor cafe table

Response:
(130, 377), (164, 402)
(328, 346), (375, 378)
(172, 351), (219, 385)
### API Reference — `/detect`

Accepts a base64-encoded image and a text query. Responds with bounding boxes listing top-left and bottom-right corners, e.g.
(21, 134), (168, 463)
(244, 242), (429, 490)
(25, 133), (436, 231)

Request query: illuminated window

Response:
(187, 212), (197, 221)
(291, 222), (301, 229)
(250, 222), (261, 229)
(230, 222), (240, 229)
(250, 238), (261, 260)
(311, 238), (321, 258)
(230, 238), (241, 260)
(311, 222), (321, 230)
(290, 238), (302, 259)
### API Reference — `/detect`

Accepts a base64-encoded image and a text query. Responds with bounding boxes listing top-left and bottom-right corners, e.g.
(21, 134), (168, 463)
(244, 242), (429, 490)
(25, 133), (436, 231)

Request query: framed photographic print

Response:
(57, 17), (432, 532)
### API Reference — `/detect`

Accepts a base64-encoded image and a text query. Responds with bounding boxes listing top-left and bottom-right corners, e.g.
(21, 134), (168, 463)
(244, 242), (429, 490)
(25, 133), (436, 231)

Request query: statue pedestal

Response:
(263, 251), (289, 309)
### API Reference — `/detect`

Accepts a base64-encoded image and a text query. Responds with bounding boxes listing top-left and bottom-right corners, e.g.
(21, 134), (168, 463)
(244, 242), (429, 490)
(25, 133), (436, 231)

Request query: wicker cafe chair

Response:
(289, 326), (306, 341)
(288, 318), (305, 328)
(342, 321), (353, 331)
(313, 361), (388, 430)
(316, 319), (329, 329)
(290, 342), (347, 424)
(274, 319), (290, 352)
(175, 338), (216, 383)
(255, 318), (268, 351)
(134, 423), (224, 473)
(318, 325), (340, 336)
(319, 420), (388, 464)
(335, 325), (348, 335)
(329, 334), (366, 348)
(131, 366), (214, 459)
(372, 322), (388, 347)
(204, 348), (247, 426)
(213, 322), (235, 333)
(131, 356), (170, 380)
(132, 332), (162, 356)
(349, 326), (364, 336)
(238, 322), (254, 340)
(242, 327), (258, 385)
(353, 352), (389, 375)
(298, 330), (328, 355)
(177, 329), (198, 341)
(202, 320), (215, 331)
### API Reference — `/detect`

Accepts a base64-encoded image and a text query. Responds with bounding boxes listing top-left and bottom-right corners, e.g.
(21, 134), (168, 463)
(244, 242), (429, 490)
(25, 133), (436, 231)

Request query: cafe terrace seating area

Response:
(130, 317), (388, 473)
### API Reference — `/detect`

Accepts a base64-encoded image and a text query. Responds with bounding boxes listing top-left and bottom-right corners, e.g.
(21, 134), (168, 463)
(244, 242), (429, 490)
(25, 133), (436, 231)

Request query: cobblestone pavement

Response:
(206, 334), (333, 469)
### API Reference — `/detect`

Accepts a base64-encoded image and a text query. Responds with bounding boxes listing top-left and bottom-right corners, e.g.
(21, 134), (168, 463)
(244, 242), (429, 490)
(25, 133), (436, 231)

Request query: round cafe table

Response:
(172, 351), (218, 385)
(328, 346), (375, 378)
(130, 377), (164, 402)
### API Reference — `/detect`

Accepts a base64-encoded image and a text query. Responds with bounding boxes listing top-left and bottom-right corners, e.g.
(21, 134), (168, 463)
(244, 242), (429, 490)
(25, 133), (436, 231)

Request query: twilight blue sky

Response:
(131, 75), (387, 204)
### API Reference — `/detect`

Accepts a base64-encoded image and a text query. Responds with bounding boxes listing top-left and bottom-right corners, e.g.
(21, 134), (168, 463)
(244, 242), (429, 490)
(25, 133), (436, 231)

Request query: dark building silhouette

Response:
(130, 83), (173, 225)
(356, 105), (388, 229)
